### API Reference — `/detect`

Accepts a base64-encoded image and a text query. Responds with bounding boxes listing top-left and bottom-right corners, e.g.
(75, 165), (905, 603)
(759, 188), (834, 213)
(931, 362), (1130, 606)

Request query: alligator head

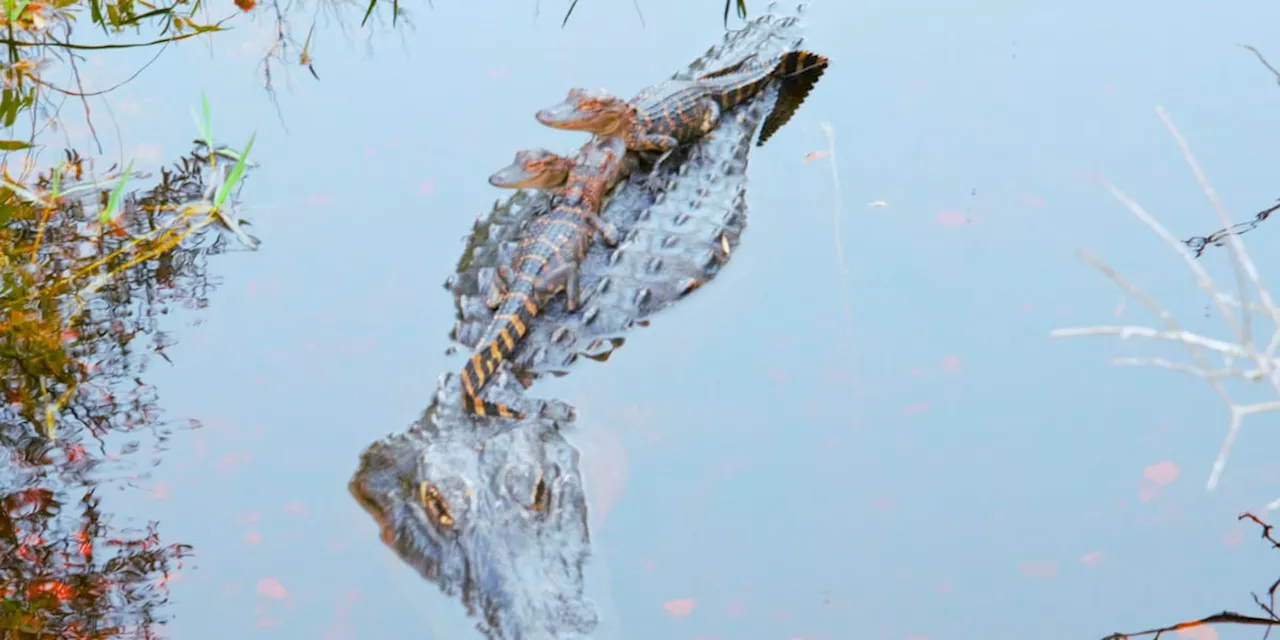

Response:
(350, 374), (595, 640)
(488, 148), (576, 190)
(534, 88), (635, 138)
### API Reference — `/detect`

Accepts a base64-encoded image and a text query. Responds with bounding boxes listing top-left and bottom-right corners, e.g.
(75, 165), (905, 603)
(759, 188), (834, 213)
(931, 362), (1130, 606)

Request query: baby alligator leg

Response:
(484, 264), (514, 310)
(638, 99), (722, 191)
(540, 263), (582, 312)
(586, 215), (619, 247)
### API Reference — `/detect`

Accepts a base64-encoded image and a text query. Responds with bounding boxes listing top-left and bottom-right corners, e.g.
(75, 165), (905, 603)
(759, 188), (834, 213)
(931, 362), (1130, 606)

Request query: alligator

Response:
(351, 372), (595, 640)
(533, 48), (828, 185)
(459, 135), (630, 420)
(354, 6), (815, 639)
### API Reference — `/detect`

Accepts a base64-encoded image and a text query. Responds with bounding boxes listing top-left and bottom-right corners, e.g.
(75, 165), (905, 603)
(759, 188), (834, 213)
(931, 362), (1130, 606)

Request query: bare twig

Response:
(816, 121), (864, 418)
(1101, 611), (1279, 640)
(1053, 108), (1280, 498)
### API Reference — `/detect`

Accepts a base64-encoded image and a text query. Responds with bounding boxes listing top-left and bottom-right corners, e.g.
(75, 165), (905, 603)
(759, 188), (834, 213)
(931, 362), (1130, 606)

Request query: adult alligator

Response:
(352, 5), (817, 639)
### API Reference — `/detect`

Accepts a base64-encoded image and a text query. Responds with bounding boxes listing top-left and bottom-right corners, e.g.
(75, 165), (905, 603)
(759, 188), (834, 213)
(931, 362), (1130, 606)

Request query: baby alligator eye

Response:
(531, 474), (550, 514)
(417, 482), (454, 529)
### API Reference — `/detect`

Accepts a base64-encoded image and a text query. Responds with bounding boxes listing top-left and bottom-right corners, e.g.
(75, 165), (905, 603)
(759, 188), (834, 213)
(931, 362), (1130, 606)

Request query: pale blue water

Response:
(62, 0), (1280, 638)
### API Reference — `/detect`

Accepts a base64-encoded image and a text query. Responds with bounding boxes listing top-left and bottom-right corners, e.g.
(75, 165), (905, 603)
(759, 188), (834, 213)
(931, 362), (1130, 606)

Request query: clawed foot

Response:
(636, 149), (676, 192)
(536, 398), (577, 423)
(484, 265), (513, 309)
(588, 216), (620, 247)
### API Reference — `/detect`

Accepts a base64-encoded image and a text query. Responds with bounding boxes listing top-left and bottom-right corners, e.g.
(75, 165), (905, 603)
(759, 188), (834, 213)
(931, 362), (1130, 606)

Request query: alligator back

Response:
(627, 49), (826, 148)
(449, 13), (809, 378)
(364, 8), (811, 639)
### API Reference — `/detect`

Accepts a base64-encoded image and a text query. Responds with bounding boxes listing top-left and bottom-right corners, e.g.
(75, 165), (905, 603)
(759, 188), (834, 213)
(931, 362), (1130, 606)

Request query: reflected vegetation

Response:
(352, 7), (817, 639)
(0, 141), (258, 637)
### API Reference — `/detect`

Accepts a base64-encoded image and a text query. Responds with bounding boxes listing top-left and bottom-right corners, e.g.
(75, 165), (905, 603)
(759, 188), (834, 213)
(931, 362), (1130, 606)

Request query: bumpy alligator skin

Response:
(354, 6), (811, 639)
(448, 8), (810, 379)
(351, 373), (594, 640)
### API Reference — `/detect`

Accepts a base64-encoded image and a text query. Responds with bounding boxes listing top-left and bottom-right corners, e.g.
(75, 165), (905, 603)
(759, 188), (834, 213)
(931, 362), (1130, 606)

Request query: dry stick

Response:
(1101, 610), (1280, 640)
(817, 122), (865, 413)
(1154, 109), (1280, 487)
(1158, 106), (1269, 352)
(1051, 147), (1280, 491)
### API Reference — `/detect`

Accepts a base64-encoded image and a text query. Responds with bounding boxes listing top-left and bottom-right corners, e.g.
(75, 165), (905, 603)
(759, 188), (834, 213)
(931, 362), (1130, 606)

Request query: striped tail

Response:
(757, 50), (829, 147)
(458, 290), (540, 420)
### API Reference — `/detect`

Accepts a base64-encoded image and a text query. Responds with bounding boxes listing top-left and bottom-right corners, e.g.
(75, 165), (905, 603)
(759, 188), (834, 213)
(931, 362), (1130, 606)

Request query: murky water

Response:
(19, 0), (1280, 638)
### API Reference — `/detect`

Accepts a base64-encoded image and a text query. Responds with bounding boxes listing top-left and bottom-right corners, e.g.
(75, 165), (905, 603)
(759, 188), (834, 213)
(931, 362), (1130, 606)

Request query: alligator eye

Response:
(417, 482), (455, 529)
(531, 474), (550, 513)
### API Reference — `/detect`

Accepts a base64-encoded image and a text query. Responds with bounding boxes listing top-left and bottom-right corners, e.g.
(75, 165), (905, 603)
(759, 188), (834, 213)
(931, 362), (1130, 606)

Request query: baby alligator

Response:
(534, 48), (828, 183)
(459, 136), (628, 420)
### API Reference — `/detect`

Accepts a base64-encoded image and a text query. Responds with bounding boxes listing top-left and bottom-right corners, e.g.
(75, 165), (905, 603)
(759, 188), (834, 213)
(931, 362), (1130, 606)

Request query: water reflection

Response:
(0, 143), (256, 637)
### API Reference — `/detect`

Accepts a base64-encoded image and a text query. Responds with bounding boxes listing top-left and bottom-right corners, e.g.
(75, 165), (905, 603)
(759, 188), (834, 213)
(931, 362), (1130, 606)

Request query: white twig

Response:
(1053, 108), (1280, 501)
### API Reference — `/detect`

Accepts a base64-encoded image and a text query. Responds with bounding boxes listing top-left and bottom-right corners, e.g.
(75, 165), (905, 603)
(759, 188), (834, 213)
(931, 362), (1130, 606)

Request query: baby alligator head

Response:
(535, 88), (635, 138)
(488, 148), (575, 190)
(350, 406), (596, 640)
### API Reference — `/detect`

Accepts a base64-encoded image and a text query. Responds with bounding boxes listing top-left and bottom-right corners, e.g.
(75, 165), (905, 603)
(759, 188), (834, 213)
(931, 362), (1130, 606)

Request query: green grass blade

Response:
(213, 133), (254, 209)
(9, 0), (29, 22)
(200, 92), (212, 145)
(49, 165), (60, 200)
(99, 162), (133, 224)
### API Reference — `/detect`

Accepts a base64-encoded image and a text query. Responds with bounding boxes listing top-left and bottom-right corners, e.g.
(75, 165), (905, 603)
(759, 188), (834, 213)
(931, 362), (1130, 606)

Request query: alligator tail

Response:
(459, 290), (540, 420)
(757, 50), (829, 147)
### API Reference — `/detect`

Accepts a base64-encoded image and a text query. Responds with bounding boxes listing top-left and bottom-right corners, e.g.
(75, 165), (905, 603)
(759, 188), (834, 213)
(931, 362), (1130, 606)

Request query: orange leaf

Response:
(662, 598), (695, 619)
(1143, 461), (1179, 486)
(256, 577), (287, 599)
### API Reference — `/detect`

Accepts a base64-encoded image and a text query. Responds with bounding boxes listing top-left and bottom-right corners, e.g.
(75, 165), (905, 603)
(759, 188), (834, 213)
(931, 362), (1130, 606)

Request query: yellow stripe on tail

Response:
(757, 50), (829, 147)
(458, 292), (539, 420)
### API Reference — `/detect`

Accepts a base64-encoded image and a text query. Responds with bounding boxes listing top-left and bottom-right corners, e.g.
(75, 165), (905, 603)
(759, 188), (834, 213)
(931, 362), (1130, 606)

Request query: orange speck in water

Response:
(663, 598), (696, 619)
(1144, 461), (1180, 486)
(1139, 487), (1158, 503)
(935, 211), (966, 227)
(245, 532), (262, 544)
(902, 402), (930, 415)
(1018, 561), (1058, 579)
(643, 561), (656, 574)
(419, 180), (436, 196)
(1080, 551), (1104, 565)
(803, 150), (827, 163)
(256, 578), (287, 599)
(150, 484), (169, 499)
(284, 502), (307, 516)
(215, 452), (251, 473)
(939, 355), (961, 373)
(726, 602), (744, 618)
(1176, 623), (1218, 640)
